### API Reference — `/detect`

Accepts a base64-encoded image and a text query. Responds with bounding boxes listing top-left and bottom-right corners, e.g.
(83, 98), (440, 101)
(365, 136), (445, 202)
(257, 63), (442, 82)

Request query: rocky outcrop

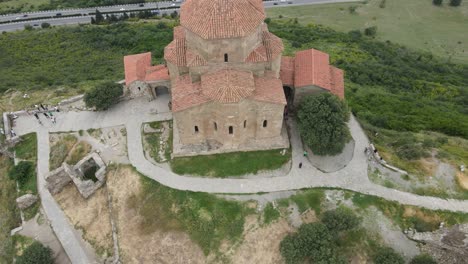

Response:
(16, 194), (38, 209)
(407, 224), (468, 264)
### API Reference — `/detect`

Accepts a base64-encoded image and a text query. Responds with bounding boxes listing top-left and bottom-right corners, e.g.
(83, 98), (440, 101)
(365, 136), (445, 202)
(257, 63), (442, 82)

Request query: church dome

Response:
(180, 0), (265, 40)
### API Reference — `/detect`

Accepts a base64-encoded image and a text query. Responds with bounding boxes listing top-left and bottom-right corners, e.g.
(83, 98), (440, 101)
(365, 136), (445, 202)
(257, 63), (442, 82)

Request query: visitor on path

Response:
(43, 112), (49, 119)
(52, 116), (56, 124)
(303, 151), (308, 157)
(40, 103), (46, 110)
(48, 111), (53, 117)
(299, 162), (303, 169)
(54, 106), (60, 112)
(10, 129), (16, 137)
(34, 113), (39, 120)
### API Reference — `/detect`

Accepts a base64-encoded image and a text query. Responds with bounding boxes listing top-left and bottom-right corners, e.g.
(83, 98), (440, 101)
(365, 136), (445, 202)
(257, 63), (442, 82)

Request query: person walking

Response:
(54, 106), (60, 112)
(48, 111), (53, 117)
(52, 116), (56, 124)
(43, 112), (49, 119)
(303, 151), (308, 157)
(40, 103), (46, 110)
(299, 162), (303, 169)
(34, 113), (39, 120)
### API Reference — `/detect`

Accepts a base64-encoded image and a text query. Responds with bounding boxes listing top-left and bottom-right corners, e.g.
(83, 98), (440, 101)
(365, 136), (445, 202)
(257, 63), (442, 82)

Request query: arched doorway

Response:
(155, 86), (169, 97)
(283, 86), (294, 110)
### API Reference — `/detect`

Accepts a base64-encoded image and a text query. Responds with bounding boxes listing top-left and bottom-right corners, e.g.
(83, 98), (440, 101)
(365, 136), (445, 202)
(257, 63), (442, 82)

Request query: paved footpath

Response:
(11, 97), (468, 263)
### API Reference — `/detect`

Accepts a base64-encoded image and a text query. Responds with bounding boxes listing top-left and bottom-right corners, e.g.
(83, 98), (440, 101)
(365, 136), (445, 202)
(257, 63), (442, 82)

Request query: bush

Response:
(280, 223), (344, 264)
(297, 93), (350, 156)
(410, 254), (437, 264)
(364, 26), (377, 37)
(84, 81), (123, 110)
(40, 23), (50, 29)
(8, 161), (34, 186)
(449, 0), (462, 6)
(16, 241), (53, 264)
(373, 247), (405, 264)
(433, 0), (443, 5)
(24, 24), (33, 31)
(322, 207), (360, 233)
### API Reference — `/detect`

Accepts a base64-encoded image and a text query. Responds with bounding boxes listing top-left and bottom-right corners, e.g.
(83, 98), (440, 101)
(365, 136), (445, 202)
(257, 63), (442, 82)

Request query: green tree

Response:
(8, 161), (34, 186)
(24, 24), (33, 31)
(373, 247), (405, 264)
(449, 0), (462, 6)
(40, 22), (50, 29)
(410, 254), (437, 264)
(95, 9), (104, 24)
(280, 223), (344, 264)
(322, 207), (360, 233)
(16, 241), (53, 264)
(297, 93), (350, 156)
(433, 0), (443, 5)
(84, 81), (123, 110)
(364, 26), (378, 37)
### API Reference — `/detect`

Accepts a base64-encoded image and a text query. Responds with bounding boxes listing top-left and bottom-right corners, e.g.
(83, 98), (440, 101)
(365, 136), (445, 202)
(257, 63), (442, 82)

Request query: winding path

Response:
(12, 97), (468, 263)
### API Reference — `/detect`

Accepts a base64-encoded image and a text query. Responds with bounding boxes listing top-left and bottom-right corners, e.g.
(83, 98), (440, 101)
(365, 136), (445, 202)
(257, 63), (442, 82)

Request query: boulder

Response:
(16, 194), (38, 209)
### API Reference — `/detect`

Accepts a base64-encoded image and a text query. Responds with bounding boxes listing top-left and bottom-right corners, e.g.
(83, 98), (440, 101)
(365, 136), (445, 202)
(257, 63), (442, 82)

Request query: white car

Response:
(120, 8), (126, 11)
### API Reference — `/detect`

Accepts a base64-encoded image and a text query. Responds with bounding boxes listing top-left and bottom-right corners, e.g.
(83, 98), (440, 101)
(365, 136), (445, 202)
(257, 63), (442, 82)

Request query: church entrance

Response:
(155, 86), (169, 97)
(283, 86), (294, 110)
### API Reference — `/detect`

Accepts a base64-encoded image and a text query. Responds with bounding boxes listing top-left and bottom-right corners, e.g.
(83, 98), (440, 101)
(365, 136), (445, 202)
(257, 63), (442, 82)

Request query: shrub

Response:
(24, 24), (33, 31)
(449, 0), (462, 6)
(40, 23), (50, 29)
(16, 241), (53, 264)
(364, 26), (378, 37)
(410, 254), (437, 264)
(280, 223), (345, 264)
(84, 81), (123, 110)
(322, 207), (360, 233)
(373, 247), (405, 264)
(349, 6), (357, 13)
(8, 161), (34, 186)
(433, 0), (443, 5)
(297, 93), (350, 156)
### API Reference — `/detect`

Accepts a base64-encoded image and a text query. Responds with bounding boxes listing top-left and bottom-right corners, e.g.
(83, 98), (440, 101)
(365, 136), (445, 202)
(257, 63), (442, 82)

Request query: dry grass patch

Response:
(49, 134), (77, 170)
(456, 172), (468, 190)
(53, 184), (113, 258)
(66, 141), (92, 165)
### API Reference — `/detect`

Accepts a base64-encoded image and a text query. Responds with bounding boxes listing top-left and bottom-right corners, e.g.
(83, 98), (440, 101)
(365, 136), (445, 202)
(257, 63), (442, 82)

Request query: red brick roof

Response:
(124, 52), (152, 85)
(245, 45), (268, 63)
(180, 0), (266, 39)
(251, 72), (286, 105)
(172, 75), (211, 112)
(262, 31), (284, 60)
(280, 56), (295, 86)
(164, 39), (187, 66)
(201, 69), (255, 103)
(186, 48), (207, 67)
(145, 65), (170, 82)
(173, 26), (185, 39)
(279, 49), (345, 98)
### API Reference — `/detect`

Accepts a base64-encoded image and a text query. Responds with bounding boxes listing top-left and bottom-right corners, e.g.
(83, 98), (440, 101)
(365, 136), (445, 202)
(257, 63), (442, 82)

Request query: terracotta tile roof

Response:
(123, 52), (152, 85)
(145, 64), (170, 82)
(201, 69), (255, 103)
(180, 0), (265, 39)
(251, 73), (286, 105)
(294, 49), (330, 88)
(245, 45), (268, 63)
(164, 39), (187, 66)
(330, 66), (345, 99)
(173, 26), (185, 39)
(280, 56), (295, 86)
(186, 48), (207, 67)
(291, 48), (345, 98)
(262, 31), (284, 60)
(172, 75), (211, 112)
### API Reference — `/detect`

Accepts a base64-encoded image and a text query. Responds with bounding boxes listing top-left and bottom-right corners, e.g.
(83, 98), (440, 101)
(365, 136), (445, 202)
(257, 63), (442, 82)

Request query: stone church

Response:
(123, 0), (344, 156)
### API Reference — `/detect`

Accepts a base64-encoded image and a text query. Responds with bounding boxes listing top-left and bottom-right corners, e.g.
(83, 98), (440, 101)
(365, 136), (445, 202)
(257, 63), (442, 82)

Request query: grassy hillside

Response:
(267, 0), (468, 64)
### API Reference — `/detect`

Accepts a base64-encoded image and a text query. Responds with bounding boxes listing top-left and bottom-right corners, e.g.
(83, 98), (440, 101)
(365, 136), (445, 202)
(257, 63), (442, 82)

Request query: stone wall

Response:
(174, 99), (284, 149)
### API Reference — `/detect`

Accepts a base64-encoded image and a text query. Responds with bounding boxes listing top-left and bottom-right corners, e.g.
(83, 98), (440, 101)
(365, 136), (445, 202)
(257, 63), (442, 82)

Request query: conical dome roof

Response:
(180, 0), (265, 40)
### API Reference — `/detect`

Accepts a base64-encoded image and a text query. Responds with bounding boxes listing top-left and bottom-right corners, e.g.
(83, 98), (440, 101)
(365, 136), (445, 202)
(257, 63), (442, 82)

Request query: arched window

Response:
(214, 122), (217, 131)
(224, 53), (228, 62)
(244, 120), (247, 128)
(263, 120), (268, 128)
(229, 126), (233, 134)
(194, 126), (199, 133)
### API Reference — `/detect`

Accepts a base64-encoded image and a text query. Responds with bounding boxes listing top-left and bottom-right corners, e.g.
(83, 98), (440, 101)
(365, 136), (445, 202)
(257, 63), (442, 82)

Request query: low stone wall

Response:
(370, 144), (408, 175)
(305, 139), (355, 173)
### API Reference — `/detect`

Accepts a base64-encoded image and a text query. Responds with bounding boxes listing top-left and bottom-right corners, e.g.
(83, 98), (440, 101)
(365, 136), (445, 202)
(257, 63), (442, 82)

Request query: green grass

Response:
(22, 202), (40, 221)
(0, 22), (174, 111)
(125, 166), (251, 255)
(170, 148), (291, 177)
(13, 133), (37, 161)
(0, 156), (21, 264)
(267, 0), (468, 64)
(17, 165), (37, 196)
(0, 0), (48, 14)
(144, 133), (162, 162)
(263, 203), (281, 225)
(283, 189), (325, 215)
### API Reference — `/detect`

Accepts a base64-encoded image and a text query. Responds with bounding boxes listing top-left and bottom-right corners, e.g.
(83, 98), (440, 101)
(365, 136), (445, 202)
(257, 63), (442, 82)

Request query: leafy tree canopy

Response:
(297, 93), (350, 156)
(8, 161), (34, 185)
(84, 81), (123, 110)
(410, 254), (437, 264)
(322, 207), (360, 233)
(16, 241), (53, 264)
(373, 247), (405, 264)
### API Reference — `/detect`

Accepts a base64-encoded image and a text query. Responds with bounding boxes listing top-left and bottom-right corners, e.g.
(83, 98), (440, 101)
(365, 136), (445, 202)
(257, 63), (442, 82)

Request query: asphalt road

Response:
(0, 0), (358, 32)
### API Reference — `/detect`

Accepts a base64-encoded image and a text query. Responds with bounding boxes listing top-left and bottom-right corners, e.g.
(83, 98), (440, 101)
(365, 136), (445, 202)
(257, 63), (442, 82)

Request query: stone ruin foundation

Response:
(46, 152), (106, 199)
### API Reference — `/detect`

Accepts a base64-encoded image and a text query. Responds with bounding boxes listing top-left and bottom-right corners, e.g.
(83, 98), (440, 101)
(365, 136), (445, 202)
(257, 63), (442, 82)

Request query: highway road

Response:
(0, 0), (358, 32)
